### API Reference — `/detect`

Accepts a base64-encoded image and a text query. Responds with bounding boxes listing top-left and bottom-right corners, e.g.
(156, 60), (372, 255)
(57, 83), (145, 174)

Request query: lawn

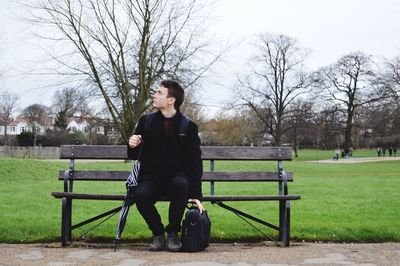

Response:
(0, 149), (398, 243)
(292, 148), (379, 161)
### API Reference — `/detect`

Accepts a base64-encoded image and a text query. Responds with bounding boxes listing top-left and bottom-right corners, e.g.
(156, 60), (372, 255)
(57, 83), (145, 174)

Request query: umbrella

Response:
(114, 188), (135, 251)
(114, 140), (143, 251)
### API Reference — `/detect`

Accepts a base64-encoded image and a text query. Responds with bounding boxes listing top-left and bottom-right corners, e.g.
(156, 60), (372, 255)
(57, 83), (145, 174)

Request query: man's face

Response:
(152, 86), (174, 110)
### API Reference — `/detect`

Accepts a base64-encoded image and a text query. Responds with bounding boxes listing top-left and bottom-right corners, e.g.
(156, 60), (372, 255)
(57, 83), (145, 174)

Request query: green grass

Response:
(0, 149), (399, 243)
(292, 148), (379, 161)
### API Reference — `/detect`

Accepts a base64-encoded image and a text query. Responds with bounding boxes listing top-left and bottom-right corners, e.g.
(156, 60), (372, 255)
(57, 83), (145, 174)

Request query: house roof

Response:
(7, 116), (55, 127)
(67, 115), (100, 124)
(8, 117), (27, 126)
(67, 115), (107, 126)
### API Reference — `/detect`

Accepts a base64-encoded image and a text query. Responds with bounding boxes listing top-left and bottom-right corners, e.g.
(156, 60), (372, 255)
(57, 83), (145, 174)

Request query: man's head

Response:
(152, 80), (184, 111)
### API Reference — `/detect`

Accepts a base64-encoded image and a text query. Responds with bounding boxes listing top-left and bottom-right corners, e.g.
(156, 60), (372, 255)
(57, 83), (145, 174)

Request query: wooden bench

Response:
(52, 145), (301, 247)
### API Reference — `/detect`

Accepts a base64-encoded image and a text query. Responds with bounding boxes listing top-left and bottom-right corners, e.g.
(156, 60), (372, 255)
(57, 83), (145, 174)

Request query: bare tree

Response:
(361, 56), (400, 146)
(314, 51), (382, 150)
(318, 105), (345, 148)
(26, 0), (220, 142)
(236, 33), (311, 145)
(381, 56), (400, 108)
(22, 104), (48, 147)
(0, 91), (19, 145)
(51, 87), (88, 130)
(284, 99), (314, 156)
(180, 90), (205, 124)
(199, 108), (259, 146)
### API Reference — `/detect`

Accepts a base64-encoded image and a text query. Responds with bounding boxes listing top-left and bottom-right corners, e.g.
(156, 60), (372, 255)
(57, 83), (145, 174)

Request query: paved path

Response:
(1, 242), (399, 266)
(308, 157), (400, 164)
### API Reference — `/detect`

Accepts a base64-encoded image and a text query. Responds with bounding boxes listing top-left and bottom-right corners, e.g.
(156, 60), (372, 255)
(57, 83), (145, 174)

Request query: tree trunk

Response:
(275, 119), (282, 146)
(344, 114), (353, 151)
(4, 126), (7, 146)
(293, 128), (298, 157)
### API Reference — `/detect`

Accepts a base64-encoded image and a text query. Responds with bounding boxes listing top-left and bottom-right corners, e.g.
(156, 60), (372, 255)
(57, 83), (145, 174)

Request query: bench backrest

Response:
(60, 145), (292, 161)
(59, 145), (293, 186)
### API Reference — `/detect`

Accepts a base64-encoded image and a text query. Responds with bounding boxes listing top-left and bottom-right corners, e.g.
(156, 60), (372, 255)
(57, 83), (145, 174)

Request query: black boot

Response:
(166, 232), (182, 252)
(149, 234), (165, 251)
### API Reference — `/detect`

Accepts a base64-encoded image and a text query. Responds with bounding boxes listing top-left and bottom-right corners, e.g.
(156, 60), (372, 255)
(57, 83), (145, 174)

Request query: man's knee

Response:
(134, 184), (155, 203)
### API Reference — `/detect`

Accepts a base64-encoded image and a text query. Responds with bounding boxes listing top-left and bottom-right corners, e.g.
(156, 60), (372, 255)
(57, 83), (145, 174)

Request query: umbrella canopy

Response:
(114, 139), (143, 251)
(114, 189), (135, 251)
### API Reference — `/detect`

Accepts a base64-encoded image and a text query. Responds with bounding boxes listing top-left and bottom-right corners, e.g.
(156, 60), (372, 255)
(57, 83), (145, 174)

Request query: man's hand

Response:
(188, 198), (205, 213)
(128, 135), (142, 148)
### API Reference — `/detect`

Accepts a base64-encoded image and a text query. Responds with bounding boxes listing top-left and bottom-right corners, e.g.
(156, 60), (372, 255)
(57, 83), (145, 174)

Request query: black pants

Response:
(134, 175), (188, 236)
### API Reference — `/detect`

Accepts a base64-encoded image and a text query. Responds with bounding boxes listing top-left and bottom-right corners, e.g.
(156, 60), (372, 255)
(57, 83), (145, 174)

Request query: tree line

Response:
(224, 34), (399, 154)
(1, 0), (399, 150)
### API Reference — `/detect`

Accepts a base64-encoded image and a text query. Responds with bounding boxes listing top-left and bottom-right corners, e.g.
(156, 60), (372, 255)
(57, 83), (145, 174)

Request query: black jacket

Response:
(127, 111), (203, 199)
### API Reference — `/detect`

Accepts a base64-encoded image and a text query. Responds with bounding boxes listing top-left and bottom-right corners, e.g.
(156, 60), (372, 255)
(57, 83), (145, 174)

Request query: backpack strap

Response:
(179, 114), (191, 147)
(179, 114), (191, 137)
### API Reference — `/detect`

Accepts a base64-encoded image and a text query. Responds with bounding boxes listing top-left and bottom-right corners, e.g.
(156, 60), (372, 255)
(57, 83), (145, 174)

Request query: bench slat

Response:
(60, 145), (292, 160)
(51, 192), (301, 201)
(201, 146), (292, 160)
(60, 145), (127, 159)
(59, 170), (293, 181)
(59, 170), (130, 181)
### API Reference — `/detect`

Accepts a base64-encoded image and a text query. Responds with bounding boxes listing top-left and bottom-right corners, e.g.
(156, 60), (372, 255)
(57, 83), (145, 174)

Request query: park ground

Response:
(1, 242), (399, 265)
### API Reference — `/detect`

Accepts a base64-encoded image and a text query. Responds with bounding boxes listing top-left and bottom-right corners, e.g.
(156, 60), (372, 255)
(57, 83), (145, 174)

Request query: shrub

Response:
(16, 132), (34, 146)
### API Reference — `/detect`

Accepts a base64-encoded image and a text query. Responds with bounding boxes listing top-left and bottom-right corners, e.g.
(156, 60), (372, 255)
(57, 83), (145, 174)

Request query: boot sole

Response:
(149, 247), (165, 252)
(166, 247), (181, 252)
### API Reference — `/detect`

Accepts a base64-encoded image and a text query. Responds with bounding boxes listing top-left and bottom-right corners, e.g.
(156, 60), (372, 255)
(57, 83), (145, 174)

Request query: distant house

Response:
(1, 117), (42, 135)
(0, 120), (4, 135)
(66, 116), (110, 136)
(0, 114), (117, 143)
(42, 117), (56, 132)
(66, 117), (91, 134)
(0, 116), (55, 136)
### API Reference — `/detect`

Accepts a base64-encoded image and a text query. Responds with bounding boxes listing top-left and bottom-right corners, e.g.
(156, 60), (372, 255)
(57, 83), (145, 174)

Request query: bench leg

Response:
(278, 201), (284, 241)
(61, 198), (72, 246)
(279, 200), (291, 247)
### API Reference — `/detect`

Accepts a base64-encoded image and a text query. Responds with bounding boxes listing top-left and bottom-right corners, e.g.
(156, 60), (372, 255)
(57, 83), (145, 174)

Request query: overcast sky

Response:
(1, 0), (400, 116)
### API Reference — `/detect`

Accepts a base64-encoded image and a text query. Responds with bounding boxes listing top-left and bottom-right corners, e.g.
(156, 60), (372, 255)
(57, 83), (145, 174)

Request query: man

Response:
(127, 80), (204, 252)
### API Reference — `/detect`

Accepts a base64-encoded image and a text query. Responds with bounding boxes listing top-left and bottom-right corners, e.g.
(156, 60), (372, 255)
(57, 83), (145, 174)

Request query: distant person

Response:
(388, 146), (393, 157)
(382, 147), (386, 157)
(334, 146), (340, 160)
(394, 145), (397, 157)
(349, 146), (354, 157)
(377, 147), (381, 157)
(344, 148), (350, 158)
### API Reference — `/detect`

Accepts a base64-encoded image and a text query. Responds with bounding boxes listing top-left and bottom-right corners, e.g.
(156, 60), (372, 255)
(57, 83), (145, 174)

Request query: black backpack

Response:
(180, 207), (211, 252)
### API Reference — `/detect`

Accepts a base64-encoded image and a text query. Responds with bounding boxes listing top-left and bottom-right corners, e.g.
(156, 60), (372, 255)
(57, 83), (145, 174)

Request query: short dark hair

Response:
(160, 80), (184, 110)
